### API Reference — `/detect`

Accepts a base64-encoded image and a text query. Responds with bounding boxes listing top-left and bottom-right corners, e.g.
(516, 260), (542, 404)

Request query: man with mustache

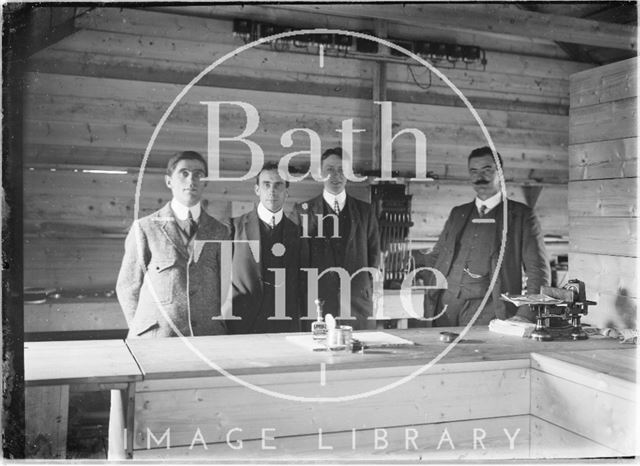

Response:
(415, 146), (550, 326)
(295, 147), (381, 330)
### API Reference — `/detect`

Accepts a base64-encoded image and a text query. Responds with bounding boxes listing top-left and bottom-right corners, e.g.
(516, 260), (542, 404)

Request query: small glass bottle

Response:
(311, 299), (327, 340)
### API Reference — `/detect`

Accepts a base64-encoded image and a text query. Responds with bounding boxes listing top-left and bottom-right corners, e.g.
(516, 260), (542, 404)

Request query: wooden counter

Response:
(24, 340), (143, 459)
(23, 329), (635, 460)
(125, 327), (634, 377)
(125, 328), (636, 460)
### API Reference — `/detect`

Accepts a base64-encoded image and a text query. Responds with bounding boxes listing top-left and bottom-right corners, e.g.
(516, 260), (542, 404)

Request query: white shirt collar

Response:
(475, 192), (502, 213)
(171, 199), (201, 222)
(323, 190), (347, 212)
(257, 202), (284, 226)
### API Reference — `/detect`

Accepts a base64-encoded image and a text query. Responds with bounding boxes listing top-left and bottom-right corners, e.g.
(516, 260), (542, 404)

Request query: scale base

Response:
(531, 329), (553, 341)
(571, 329), (588, 340)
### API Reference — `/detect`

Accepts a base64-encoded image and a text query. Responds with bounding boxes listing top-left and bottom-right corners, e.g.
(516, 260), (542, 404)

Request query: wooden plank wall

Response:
(568, 57), (638, 329)
(22, 6), (581, 295)
(132, 363), (531, 459)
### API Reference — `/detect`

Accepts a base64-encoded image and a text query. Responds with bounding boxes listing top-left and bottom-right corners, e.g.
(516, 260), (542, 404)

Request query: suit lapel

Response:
(282, 217), (297, 263)
(345, 195), (358, 243)
(454, 202), (476, 245)
(158, 203), (190, 260)
(492, 199), (514, 258)
(192, 211), (218, 263)
(244, 209), (262, 267)
(310, 195), (324, 235)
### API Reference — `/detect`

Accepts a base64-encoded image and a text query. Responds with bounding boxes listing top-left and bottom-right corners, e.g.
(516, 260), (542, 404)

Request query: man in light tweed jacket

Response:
(116, 151), (231, 338)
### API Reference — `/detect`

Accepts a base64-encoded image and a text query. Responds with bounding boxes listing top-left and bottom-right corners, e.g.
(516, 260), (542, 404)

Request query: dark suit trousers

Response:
(434, 288), (496, 327)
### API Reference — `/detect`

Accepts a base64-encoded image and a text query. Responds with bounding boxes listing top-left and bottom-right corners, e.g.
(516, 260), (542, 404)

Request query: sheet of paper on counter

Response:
(286, 331), (415, 351)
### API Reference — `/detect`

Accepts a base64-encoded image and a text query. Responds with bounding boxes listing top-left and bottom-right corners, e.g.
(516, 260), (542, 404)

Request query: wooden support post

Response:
(125, 383), (136, 459)
(3, 3), (27, 459)
(108, 389), (126, 460)
(371, 19), (388, 172)
(25, 385), (69, 459)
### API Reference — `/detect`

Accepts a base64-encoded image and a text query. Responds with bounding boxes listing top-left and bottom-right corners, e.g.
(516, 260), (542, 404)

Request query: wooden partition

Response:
(23, 328), (637, 460)
(22, 6), (580, 335)
(568, 57), (637, 329)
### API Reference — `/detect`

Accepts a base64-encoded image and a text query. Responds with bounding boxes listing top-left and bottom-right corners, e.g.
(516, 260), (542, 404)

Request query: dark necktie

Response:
(270, 215), (276, 229)
(479, 205), (488, 217)
(185, 210), (197, 239)
(334, 200), (340, 215)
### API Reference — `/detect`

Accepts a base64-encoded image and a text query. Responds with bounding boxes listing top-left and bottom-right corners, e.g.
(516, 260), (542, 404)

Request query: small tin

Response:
(439, 331), (459, 343)
(340, 325), (353, 350)
(327, 327), (344, 349)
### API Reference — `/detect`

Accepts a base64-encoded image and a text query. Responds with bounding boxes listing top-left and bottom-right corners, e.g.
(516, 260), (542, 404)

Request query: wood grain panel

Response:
(153, 5), (563, 59)
(45, 28), (570, 101)
(24, 300), (127, 334)
(23, 93), (566, 167)
(568, 217), (637, 257)
(23, 150), (568, 186)
(23, 71), (567, 150)
(79, 7), (586, 68)
(570, 57), (638, 108)
(265, 3), (636, 51)
(134, 368), (529, 449)
(531, 369), (636, 455)
(25, 385), (69, 459)
(568, 178), (637, 217)
(25, 90), (569, 137)
(24, 339), (142, 386)
(531, 350), (636, 389)
(22, 120), (567, 177)
(569, 97), (637, 145)
(530, 416), (622, 459)
(408, 182), (568, 238)
(387, 63), (569, 99)
(569, 253), (638, 300)
(23, 170), (368, 235)
(24, 237), (124, 289)
(27, 51), (570, 113)
(581, 290), (638, 330)
(134, 415), (530, 460)
(569, 137), (637, 181)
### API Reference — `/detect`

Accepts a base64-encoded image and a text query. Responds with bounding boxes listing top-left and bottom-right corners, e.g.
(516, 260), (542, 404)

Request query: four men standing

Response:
(117, 145), (549, 337)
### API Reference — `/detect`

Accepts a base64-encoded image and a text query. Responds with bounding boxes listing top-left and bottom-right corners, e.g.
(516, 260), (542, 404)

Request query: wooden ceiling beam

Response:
(19, 6), (86, 57)
(584, 4), (637, 24)
(265, 4), (637, 51)
(516, 3), (602, 65)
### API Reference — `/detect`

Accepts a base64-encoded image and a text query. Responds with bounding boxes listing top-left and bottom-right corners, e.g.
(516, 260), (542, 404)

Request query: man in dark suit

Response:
(116, 151), (230, 338)
(415, 146), (550, 326)
(224, 162), (304, 334)
(295, 147), (381, 330)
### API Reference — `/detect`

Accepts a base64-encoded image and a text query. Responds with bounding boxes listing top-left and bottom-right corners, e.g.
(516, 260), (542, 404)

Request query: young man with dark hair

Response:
(415, 146), (550, 326)
(223, 161), (304, 334)
(116, 151), (231, 338)
(295, 147), (381, 330)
